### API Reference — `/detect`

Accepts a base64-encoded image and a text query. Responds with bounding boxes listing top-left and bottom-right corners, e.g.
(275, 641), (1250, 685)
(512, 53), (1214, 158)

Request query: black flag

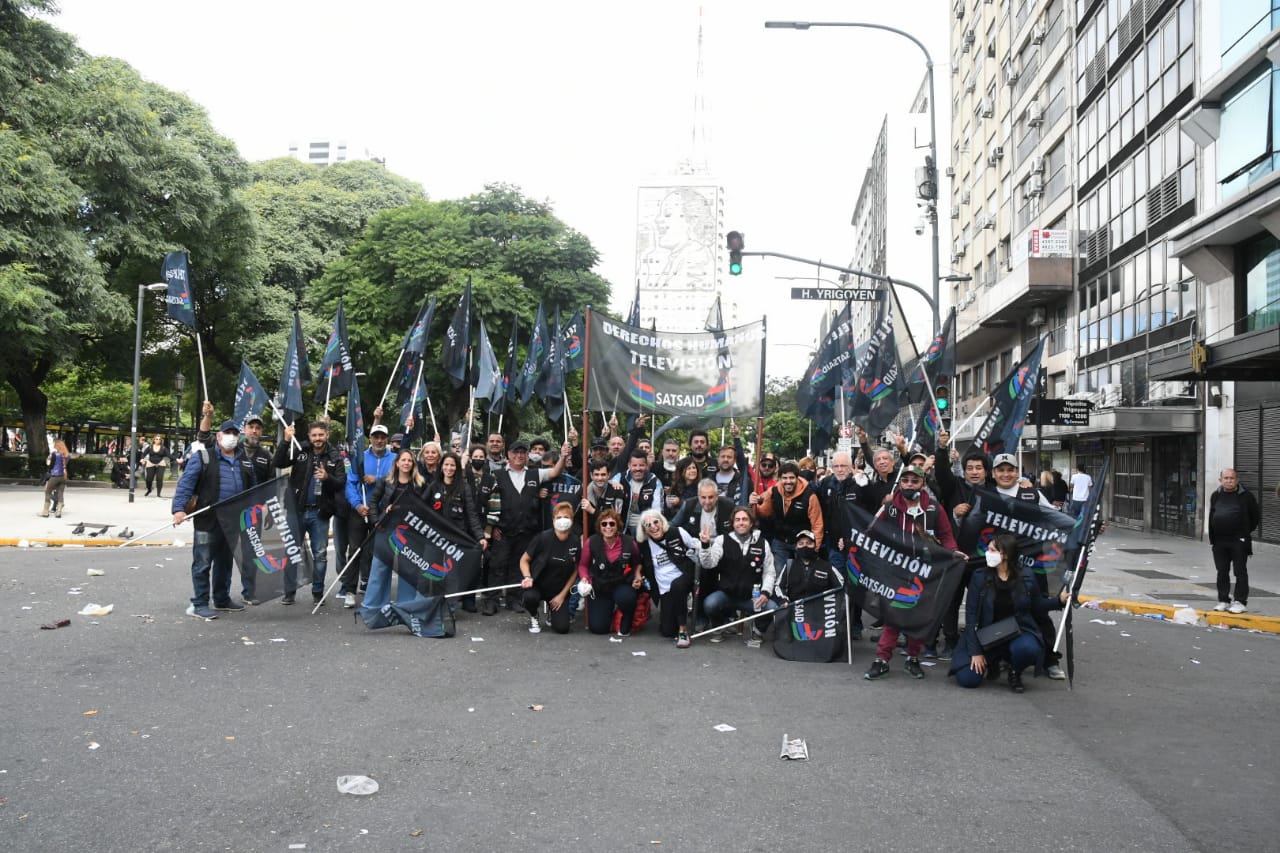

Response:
(371, 488), (483, 597)
(314, 300), (355, 403)
(973, 336), (1046, 457)
(215, 476), (313, 603)
(441, 281), (472, 388)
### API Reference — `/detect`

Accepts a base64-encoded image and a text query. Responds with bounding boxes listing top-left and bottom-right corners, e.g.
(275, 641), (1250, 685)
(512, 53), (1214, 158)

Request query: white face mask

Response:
(218, 433), (239, 451)
(985, 549), (1003, 568)
(553, 517), (573, 533)
(528, 453), (543, 464)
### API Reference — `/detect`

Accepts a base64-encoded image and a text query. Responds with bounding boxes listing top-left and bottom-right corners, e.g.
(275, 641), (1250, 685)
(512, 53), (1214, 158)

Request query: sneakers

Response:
(242, 597), (260, 607)
(312, 592), (324, 605)
(1046, 664), (1066, 680)
(281, 592), (296, 606)
(1213, 601), (1230, 612)
(923, 644), (939, 660)
(186, 604), (217, 619)
(938, 643), (956, 661)
(343, 593), (356, 609)
(1008, 668), (1025, 693)
(905, 657), (925, 679)
(864, 658), (891, 680)
(1228, 601), (1247, 614)
(675, 631), (691, 649)
(612, 631), (629, 641)
(528, 616), (542, 634)
(709, 628), (726, 643)
(213, 600), (245, 612)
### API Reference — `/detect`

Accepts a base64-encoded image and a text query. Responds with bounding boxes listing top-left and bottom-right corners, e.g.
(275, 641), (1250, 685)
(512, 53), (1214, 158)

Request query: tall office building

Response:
(948, 0), (1202, 537)
(287, 138), (382, 167)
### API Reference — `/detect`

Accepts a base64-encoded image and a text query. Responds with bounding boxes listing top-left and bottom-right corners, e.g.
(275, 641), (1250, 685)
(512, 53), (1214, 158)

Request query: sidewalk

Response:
(2, 482), (1277, 634)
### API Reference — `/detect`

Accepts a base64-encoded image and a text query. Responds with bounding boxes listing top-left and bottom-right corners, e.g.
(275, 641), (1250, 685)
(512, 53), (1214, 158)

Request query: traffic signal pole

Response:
(740, 250), (937, 322)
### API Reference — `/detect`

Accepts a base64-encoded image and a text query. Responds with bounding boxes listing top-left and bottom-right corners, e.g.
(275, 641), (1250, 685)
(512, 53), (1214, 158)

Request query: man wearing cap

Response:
(274, 421), (346, 606)
(864, 464), (964, 681)
(389, 433), (405, 454)
(486, 438), (570, 614)
(342, 423), (395, 608)
(171, 420), (260, 618)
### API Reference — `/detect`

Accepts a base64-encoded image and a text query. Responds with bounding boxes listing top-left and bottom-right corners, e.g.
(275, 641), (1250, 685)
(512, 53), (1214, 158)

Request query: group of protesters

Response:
(170, 399), (1081, 694)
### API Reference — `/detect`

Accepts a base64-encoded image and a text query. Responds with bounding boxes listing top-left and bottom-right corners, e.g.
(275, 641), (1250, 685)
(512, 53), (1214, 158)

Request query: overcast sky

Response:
(50, 0), (950, 378)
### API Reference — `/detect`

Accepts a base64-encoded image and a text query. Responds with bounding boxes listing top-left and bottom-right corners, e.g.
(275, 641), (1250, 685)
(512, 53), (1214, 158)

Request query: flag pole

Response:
(115, 505), (212, 547)
(563, 392), (571, 444)
(378, 349), (406, 411)
(466, 386), (476, 453)
(194, 333), (211, 408)
(579, 309), (595, 567)
(324, 371), (333, 420)
(425, 395), (440, 442)
(949, 396), (992, 439)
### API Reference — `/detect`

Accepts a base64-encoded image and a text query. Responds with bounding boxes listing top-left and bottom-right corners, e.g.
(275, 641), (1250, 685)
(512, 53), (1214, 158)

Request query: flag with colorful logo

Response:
(955, 488), (1076, 578)
(402, 296), (436, 355)
(314, 300), (354, 403)
(972, 336), (1046, 457)
(215, 475), (313, 603)
(161, 251), (196, 328)
(796, 300), (853, 419)
(849, 301), (907, 433)
(561, 310), (586, 373)
(516, 304), (548, 406)
(232, 360), (269, 430)
(371, 487), (483, 597)
(346, 372), (366, 479)
(836, 502), (967, 640)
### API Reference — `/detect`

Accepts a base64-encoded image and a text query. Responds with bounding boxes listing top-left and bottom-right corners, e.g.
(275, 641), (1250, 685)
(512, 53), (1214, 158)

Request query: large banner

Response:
(585, 312), (765, 418)
(837, 503), (966, 640)
(215, 476), (313, 602)
(371, 489), (482, 597)
(955, 489), (1076, 578)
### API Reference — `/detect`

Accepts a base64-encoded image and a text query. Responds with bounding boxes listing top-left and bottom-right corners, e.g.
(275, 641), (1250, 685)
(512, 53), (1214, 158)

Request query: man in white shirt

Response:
(1069, 462), (1093, 517)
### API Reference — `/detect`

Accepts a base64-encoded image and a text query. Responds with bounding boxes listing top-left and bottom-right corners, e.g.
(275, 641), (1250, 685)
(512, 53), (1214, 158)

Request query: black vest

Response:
(617, 473), (659, 521)
(496, 468), (543, 533)
(192, 449), (256, 531)
(587, 534), (637, 585)
(770, 488), (813, 545)
(716, 533), (769, 599)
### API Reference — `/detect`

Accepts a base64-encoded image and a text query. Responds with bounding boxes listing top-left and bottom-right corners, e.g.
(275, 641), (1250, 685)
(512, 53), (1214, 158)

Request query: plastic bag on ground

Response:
(336, 775), (379, 795)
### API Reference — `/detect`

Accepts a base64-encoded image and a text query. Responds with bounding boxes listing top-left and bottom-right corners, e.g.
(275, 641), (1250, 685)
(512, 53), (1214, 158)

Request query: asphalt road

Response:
(2, 545), (1276, 852)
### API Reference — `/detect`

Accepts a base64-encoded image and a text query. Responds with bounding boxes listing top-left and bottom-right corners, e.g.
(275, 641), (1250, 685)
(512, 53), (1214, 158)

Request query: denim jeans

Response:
(954, 632), (1041, 688)
(702, 590), (778, 632)
(190, 527), (233, 608)
(301, 509), (329, 595)
(359, 553), (421, 620)
(586, 583), (638, 635)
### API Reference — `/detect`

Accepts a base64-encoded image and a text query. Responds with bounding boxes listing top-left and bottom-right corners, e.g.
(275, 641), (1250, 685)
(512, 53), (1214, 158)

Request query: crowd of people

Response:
(168, 401), (1097, 694)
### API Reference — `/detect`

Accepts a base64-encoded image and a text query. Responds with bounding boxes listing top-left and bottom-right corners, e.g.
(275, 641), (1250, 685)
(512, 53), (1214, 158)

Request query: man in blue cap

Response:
(171, 419), (259, 618)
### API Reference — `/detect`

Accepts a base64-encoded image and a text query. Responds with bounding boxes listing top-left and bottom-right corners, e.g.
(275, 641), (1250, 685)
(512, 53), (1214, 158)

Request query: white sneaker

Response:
(1046, 664), (1066, 680)
(343, 593), (356, 609)
(1228, 601), (1247, 614)
(528, 616), (541, 634)
(1213, 602), (1230, 612)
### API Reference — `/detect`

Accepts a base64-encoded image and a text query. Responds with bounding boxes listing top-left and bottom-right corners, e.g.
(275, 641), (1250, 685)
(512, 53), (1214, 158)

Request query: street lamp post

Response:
(173, 370), (185, 443)
(765, 19), (942, 334)
(129, 282), (167, 504)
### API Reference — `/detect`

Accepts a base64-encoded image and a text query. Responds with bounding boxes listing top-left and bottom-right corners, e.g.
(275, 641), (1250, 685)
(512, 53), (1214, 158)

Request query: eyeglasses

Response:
(760, 459), (776, 466)
(644, 520), (664, 527)
(598, 521), (617, 528)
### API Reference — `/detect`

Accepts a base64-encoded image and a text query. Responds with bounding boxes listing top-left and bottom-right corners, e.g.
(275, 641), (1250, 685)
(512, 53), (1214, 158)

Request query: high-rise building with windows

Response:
(287, 139), (382, 167)
(948, 0), (1203, 537)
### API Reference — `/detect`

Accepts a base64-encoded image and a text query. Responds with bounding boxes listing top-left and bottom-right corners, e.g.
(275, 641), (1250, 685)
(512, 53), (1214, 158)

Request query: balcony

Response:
(955, 255), (1074, 361)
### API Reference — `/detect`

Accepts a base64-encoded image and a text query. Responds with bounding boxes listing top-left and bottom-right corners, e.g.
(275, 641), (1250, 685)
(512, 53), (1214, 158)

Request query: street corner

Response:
(1077, 595), (1280, 636)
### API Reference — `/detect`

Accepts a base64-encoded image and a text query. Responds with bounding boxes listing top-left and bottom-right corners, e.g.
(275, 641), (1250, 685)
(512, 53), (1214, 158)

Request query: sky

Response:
(49, 0), (951, 380)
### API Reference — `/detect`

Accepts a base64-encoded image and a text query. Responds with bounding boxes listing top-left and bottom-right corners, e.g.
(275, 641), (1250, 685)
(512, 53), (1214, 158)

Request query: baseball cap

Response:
(369, 424), (389, 436)
(218, 420), (240, 434)
(245, 414), (264, 426)
(901, 464), (928, 481)
(992, 453), (1019, 469)
(509, 439), (530, 453)
(390, 433), (405, 444)
(796, 529), (817, 543)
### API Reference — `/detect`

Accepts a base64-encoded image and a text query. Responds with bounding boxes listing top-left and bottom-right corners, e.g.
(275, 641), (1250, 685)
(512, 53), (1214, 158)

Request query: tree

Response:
(312, 183), (612, 439)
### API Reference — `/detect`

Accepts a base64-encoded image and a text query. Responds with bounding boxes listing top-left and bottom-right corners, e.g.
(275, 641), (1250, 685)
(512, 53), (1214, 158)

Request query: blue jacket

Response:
(346, 446), (396, 509)
(949, 568), (1064, 675)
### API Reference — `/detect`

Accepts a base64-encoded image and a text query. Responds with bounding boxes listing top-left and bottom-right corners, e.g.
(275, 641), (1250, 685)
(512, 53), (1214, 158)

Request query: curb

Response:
(1077, 595), (1280, 635)
(1, 537), (174, 548)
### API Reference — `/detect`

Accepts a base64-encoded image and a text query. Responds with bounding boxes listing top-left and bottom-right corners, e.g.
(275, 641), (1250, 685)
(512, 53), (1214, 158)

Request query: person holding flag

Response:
(273, 421), (346, 606)
(343, 423), (396, 608)
(170, 420), (260, 619)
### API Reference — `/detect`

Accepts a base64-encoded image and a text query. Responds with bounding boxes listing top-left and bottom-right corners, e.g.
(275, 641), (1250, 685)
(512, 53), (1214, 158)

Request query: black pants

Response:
(941, 563), (977, 646)
(1031, 568), (1060, 664)
(488, 530), (533, 605)
(657, 574), (693, 638)
(522, 580), (575, 634)
(145, 466), (165, 495)
(587, 582), (638, 635)
(1212, 540), (1250, 604)
(342, 513), (375, 594)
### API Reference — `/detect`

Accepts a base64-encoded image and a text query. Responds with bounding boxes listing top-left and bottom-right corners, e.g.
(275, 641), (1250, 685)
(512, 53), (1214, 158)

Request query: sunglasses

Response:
(598, 521), (618, 528)
(760, 459), (776, 466)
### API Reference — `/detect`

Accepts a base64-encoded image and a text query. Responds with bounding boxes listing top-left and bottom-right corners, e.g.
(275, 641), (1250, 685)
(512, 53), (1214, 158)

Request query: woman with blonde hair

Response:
(638, 508), (701, 648)
(359, 450), (426, 619)
(41, 439), (71, 518)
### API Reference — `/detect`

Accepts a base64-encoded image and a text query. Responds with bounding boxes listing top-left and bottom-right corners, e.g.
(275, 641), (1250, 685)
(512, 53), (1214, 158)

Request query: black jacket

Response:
(670, 494), (735, 541)
(273, 440), (346, 520)
(1209, 486), (1260, 552)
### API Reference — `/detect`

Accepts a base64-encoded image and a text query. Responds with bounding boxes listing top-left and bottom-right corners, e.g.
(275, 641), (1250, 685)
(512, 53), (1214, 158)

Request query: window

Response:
(1240, 233), (1280, 331)
(1218, 64), (1280, 200)
(1221, 0), (1280, 68)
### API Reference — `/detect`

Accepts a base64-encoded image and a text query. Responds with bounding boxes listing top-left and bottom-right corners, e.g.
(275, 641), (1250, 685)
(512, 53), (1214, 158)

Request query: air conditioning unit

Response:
(978, 97), (995, 118)
(944, 165), (956, 177)
(1027, 176), (1044, 196)
(950, 205), (960, 219)
(987, 42), (997, 59)
(1032, 23), (1047, 45)
(961, 190), (971, 203)
(1099, 383), (1122, 408)
(1003, 60), (1020, 85)
(1027, 307), (1047, 326)
(976, 213), (991, 230)
(1030, 155), (1046, 175)
(982, 211), (997, 229)
(963, 30), (976, 51)
(1148, 381), (1196, 403)
(965, 80), (977, 94)
(1027, 102), (1044, 125)
(991, 145), (1005, 160)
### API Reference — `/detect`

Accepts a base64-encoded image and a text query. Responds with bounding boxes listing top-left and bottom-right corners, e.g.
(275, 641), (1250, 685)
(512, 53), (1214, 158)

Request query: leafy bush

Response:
(0, 455), (27, 478)
(67, 456), (108, 480)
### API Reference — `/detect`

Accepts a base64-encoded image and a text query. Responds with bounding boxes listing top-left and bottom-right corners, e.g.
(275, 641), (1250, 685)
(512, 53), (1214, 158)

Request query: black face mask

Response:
(795, 546), (816, 561)
(900, 488), (921, 502)
(470, 459), (486, 471)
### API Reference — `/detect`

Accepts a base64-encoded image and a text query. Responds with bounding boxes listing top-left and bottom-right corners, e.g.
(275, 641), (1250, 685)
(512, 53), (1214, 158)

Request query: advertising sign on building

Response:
(1029, 229), (1073, 258)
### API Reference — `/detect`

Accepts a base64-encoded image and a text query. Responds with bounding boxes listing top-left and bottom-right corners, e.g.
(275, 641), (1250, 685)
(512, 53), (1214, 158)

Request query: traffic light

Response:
(934, 384), (951, 428)
(726, 231), (744, 275)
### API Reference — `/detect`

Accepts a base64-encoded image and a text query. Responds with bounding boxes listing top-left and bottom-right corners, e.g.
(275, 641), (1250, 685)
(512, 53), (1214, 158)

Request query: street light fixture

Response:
(765, 19), (942, 334)
(173, 370), (186, 436)
(128, 282), (167, 504)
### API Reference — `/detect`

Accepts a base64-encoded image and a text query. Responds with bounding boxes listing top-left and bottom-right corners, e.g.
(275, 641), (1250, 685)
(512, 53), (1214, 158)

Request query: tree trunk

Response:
(9, 373), (49, 475)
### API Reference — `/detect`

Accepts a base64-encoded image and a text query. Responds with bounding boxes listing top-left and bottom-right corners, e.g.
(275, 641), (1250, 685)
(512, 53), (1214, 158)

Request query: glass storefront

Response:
(1152, 435), (1198, 537)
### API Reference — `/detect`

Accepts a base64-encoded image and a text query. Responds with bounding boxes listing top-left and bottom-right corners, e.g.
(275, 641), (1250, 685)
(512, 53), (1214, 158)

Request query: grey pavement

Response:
(2, 544), (1277, 852)
(2, 481), (1276, 622)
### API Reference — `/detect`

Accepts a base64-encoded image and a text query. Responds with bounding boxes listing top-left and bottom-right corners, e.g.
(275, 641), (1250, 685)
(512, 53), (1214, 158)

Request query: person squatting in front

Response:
(576, 507), (644, 637)
(949, 533), (1070, 692)
(697, 506), (777, 643)
(637, 509), (701, 649)
(518, 502), (582, 634)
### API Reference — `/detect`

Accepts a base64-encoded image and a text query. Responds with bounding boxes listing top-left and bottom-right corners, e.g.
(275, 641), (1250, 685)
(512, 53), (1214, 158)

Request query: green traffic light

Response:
(730, 260), (742, 275)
